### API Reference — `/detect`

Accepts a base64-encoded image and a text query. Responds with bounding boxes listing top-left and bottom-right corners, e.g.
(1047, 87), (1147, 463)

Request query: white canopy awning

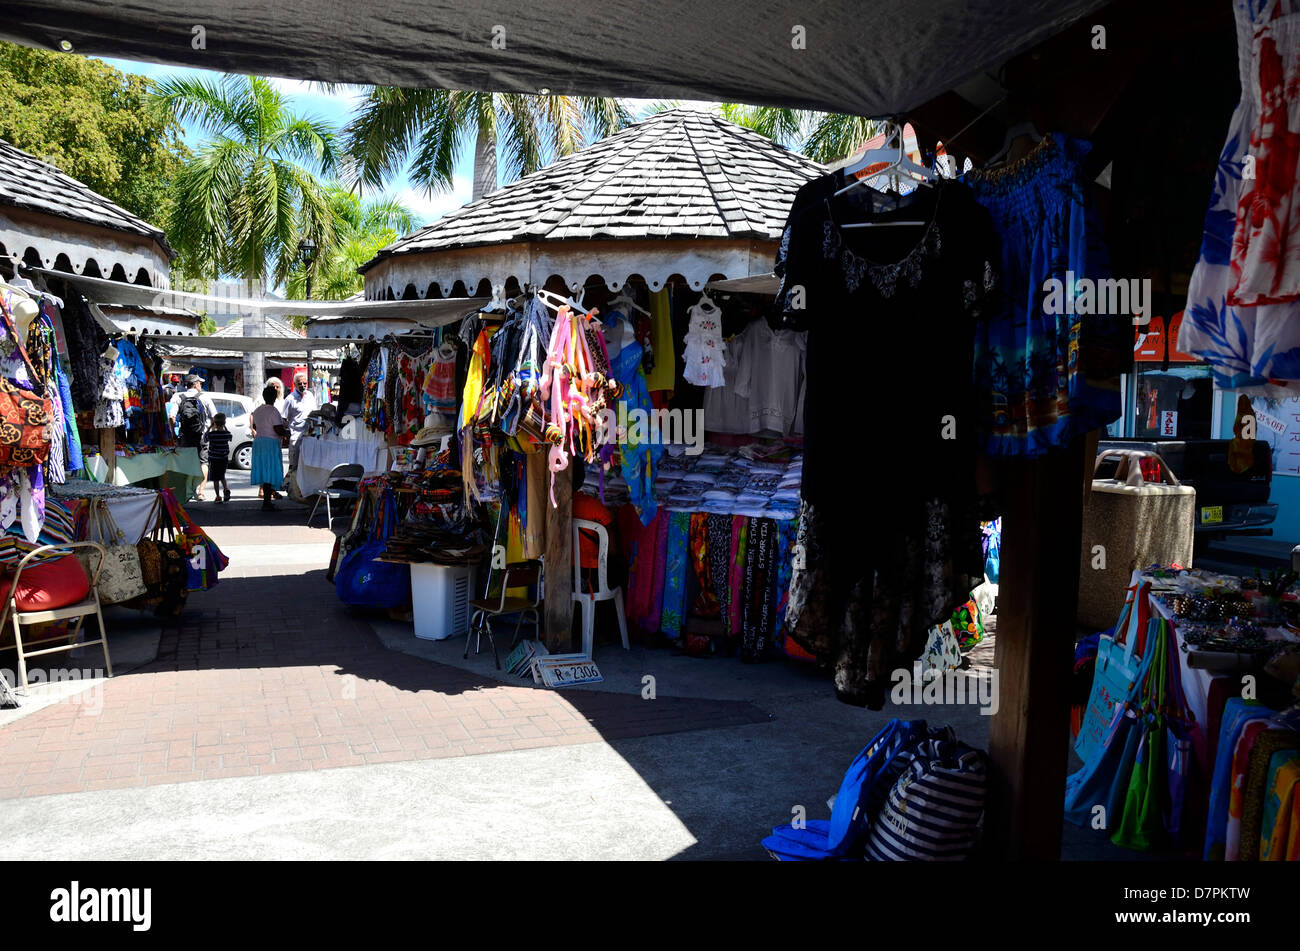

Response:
(144, 335), (346, 352)
(34, 267), (485, 323)
(93, 304), (202, 337)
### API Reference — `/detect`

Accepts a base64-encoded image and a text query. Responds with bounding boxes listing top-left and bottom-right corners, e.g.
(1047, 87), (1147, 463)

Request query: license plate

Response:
(532, 654), (603, 687)
(1201, 506), (1223, 524)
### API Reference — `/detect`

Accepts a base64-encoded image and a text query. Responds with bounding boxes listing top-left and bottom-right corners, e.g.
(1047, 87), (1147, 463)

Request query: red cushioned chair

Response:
(0, 543), (111, 697)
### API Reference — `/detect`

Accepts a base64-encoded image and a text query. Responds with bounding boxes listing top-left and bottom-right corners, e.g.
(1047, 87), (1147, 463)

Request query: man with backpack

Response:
(170, 374), (218, 500)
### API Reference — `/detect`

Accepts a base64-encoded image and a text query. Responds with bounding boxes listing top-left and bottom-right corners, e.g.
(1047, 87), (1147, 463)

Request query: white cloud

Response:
(624, 98), (722, 118)
(398, 177), (474, 228)
(265, 76), (367, 112)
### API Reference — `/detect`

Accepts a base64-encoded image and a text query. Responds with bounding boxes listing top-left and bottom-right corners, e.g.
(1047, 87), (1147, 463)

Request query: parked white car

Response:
(207, 392), (257, 470)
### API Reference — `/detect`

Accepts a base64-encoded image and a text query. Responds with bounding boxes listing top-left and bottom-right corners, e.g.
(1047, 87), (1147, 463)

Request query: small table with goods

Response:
(51, 480), (163, 544)
(82, 446), (203, 504)
(1069, 565), (1300, 859)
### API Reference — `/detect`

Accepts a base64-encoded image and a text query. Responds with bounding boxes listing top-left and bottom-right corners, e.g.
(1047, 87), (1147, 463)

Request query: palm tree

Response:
(153, 74), (340, 392)
(344, 88), (632, 200)
(802, 112), (882, 165)
(653, 101), (879, 165)
(284, 187), (416, 303)
(154, 74), (340, 289)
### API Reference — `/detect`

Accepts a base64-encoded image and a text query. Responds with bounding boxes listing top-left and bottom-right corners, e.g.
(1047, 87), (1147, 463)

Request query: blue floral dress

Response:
(963, 133), (1123, 455)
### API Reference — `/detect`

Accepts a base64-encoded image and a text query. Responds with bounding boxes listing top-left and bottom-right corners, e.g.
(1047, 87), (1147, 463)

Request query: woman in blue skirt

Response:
(249, 384), (289, 511)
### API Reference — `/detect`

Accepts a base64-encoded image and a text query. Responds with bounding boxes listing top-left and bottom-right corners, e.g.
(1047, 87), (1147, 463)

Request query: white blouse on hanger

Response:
(683, 298), (727, 388)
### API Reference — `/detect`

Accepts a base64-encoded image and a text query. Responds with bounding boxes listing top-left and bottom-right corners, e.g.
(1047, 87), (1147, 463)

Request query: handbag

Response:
(124, 494), (189, 617)
(1075, 573), (1150, 764)
(78, 499), (147, 604)
(0, 296), (53, 470)
(157, 489), (228, 592)
(137, 536), (163, 587)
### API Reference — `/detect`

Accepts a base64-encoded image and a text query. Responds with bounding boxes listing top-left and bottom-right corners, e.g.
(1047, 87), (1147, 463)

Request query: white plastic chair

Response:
(572, 518), (629, 657)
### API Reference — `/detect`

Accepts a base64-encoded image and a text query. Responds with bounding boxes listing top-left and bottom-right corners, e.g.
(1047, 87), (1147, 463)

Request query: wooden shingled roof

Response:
(360, 110), (826, 273)
(0, 139), (173, 256)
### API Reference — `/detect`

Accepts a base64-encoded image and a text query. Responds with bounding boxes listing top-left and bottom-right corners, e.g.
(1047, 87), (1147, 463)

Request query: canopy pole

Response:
(986, 437), (1086, 859)
(544, 472), (574, 651)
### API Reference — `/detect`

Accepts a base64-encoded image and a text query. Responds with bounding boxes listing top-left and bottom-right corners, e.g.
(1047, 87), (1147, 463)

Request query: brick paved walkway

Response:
(0, 572), (768, 800)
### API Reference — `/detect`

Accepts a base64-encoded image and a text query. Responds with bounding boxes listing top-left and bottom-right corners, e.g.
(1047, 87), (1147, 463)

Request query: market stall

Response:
(4, 0), (1276, 863)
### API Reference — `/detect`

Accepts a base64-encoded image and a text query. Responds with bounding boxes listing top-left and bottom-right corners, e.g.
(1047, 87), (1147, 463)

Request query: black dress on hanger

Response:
(776, 177), (999, 708)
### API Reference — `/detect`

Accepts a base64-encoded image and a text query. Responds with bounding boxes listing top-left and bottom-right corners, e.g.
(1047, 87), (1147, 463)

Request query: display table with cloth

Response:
(51, 481), (162, 545)
(1144, 577), (1299, 854)
(296, 431), (388, 497)
(83, 448), (203, 503)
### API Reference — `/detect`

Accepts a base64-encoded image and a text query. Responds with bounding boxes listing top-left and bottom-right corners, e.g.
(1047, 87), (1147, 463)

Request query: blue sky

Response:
(103, 57), (712, 230)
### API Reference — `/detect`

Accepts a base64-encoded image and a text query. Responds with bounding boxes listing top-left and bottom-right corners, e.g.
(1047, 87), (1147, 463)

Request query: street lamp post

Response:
(298, 237), (318, 398)
(298, 237), (317, 301)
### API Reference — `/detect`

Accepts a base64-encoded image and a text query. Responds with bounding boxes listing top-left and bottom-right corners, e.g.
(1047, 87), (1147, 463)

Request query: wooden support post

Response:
(543, 468), (574, 652)
(986, 438), (1087, 859)
(99, 428), (116, 482)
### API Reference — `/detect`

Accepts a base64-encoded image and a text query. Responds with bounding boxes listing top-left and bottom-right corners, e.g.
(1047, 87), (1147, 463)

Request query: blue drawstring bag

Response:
(762, 719), (926, 860)
(335, 486), (409, 609)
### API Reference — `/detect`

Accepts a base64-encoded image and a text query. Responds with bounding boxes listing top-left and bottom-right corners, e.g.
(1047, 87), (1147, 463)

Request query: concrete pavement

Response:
(0, 467), (1112, 860)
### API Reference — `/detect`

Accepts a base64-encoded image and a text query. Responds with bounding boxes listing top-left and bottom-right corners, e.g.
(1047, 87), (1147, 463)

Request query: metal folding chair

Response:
(0, 542), (111, 696)
(308, 462), (364, 528)
(464, 559), (544, 669)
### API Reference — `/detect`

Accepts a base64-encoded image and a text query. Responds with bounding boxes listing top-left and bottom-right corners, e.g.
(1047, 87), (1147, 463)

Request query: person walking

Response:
(170, 373), (217, 501)
(204, 413), (234, 503)
(250, 384), (289, 511)
(282, 370), (318, 475)
(262, 377), (288, 499)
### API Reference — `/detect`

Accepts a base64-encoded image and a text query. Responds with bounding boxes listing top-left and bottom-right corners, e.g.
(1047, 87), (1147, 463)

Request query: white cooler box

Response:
(411, 563), (477, 641)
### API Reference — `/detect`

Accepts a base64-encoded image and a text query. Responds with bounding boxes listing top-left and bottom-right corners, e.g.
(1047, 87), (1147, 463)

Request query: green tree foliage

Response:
(0, 42), (187, 223)
(153, 74), (339, 288)
(284, 186), (415, 304)
(653, 100), (879, 165)
(344, 88), (632, 200)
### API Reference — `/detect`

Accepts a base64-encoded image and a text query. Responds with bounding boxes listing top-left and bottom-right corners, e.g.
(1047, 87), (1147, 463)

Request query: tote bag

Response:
(762, 719), (926, 860)
(1064, 616), (1161, 828)
(77, 499), (147, 604)
(1162, 616), (1197, 846)
(157, 489), (228, 591)
(864, 727), (988, 861)
(1075, 574), (1150, 763)
(1111, 619), (1170, 850)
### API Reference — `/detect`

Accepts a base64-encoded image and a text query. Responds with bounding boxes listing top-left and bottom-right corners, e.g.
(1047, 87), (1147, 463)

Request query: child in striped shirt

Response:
(205, 413), (234, 503)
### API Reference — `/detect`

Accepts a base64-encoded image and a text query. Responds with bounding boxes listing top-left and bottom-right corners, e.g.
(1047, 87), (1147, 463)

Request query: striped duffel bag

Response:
(865, 727), (987, 861)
